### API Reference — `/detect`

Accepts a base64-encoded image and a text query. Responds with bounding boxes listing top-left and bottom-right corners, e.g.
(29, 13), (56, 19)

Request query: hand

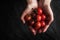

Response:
(21, 0), (38, 24)
(21, 0), (54, 35)
(38, 0), (54, 33)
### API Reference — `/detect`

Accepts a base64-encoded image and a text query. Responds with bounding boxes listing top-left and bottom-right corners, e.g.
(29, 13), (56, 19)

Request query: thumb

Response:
(21, 16), (25, 24)
(43, 25), (49, 32)
(21, 6), (32, 24)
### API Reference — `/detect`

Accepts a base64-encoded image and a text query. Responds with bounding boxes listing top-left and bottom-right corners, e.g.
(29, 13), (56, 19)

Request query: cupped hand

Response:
(21, 0), (54, 35)
(21, 0), (38, 24)
(38, 0), (54, 33)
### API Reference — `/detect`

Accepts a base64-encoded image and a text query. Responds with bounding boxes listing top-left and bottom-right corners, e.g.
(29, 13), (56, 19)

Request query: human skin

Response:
(21, 0), (54, 35)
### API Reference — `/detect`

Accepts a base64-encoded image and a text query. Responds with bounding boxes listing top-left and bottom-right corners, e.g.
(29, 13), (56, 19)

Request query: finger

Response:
(21, 6), (32, 24)
(21, 17), (25, 24)
(29, 27), (36, 35)
(43, 25), (49, 32)
(43, 19), (54, 32)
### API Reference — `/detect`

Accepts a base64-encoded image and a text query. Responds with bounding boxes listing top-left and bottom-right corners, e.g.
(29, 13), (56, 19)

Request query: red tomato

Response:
(37, 15), (41, 21)
(37, 8), (42, 15)
(41, 21), (45, 27)
(34, 22), (41, 30)
(41, 14), (46, 20)
(24, 14), (31, 21)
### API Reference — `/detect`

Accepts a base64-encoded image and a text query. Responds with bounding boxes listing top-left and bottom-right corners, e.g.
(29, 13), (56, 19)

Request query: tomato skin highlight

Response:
(37, 8), (42, 15)
(36, 15), (41, 21)
(41, 14), (46, 20)
(34, 22), (41, 30)
(24, 14), (31, 21)
(41, 21), (45, 27)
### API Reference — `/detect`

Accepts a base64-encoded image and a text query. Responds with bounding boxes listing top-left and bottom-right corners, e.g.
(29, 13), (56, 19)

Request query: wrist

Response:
(43, 4), (50, 7)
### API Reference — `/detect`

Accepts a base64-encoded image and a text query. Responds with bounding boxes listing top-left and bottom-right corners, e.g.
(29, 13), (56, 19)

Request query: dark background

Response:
(1, 0), (60, 40)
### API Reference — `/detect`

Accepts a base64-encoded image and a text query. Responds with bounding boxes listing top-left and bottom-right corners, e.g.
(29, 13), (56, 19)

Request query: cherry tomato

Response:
(24, 14), (31, 21)
(37, 8), (42, 15)
(41, 21), (45, 27)
(34, 22), (41, 30)
(41, 14), (46, 20)
(36, 15), (41, 21)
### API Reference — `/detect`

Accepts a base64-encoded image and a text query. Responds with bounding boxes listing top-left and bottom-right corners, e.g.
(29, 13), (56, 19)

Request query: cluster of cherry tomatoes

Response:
(24, 8), (47, 34)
